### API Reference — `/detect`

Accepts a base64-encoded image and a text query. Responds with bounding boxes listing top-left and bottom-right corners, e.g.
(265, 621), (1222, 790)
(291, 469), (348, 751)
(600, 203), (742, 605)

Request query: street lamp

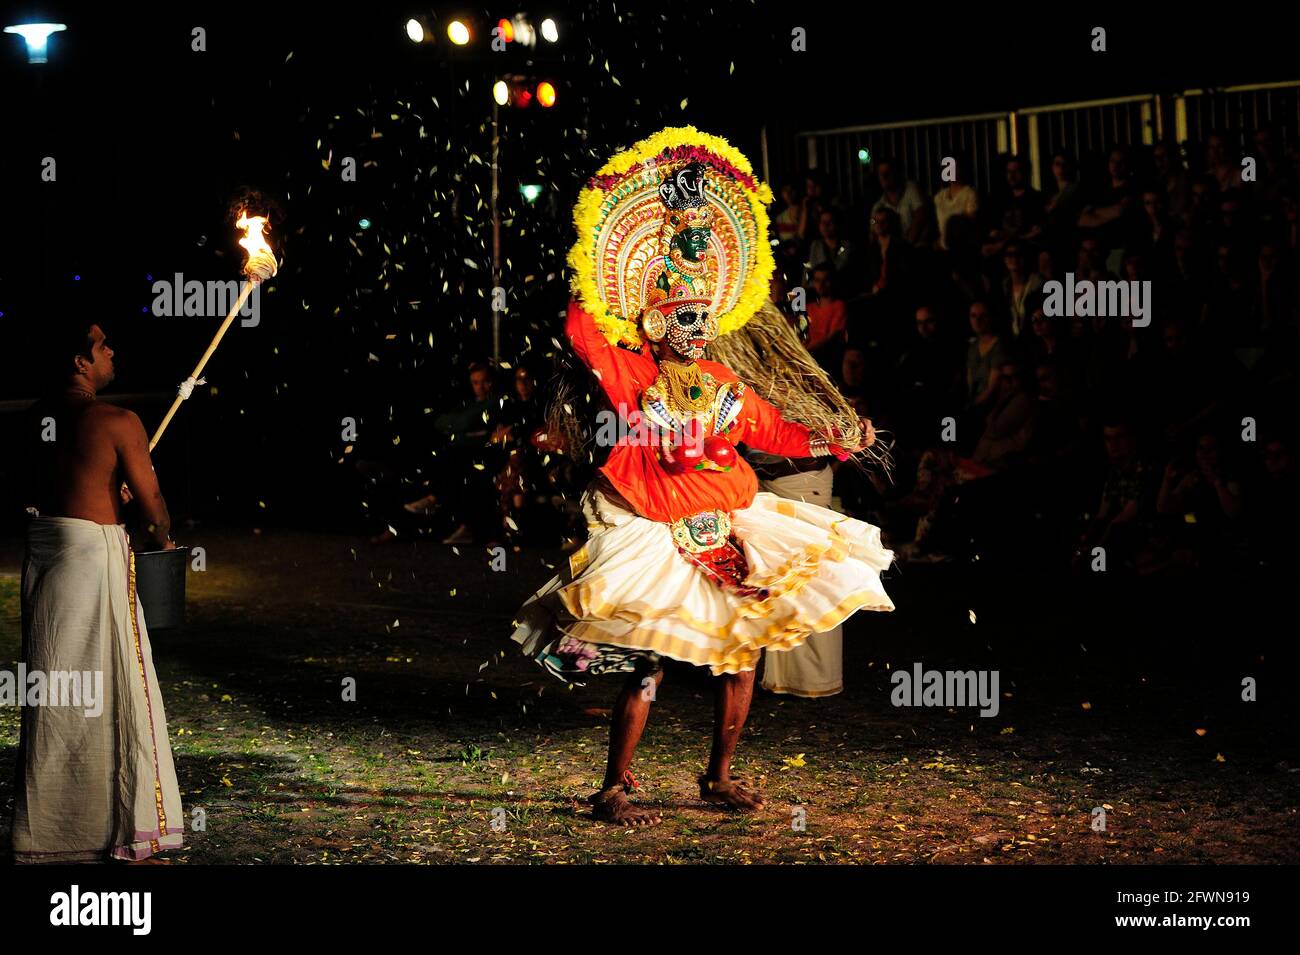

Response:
(4, 22), (67, 64)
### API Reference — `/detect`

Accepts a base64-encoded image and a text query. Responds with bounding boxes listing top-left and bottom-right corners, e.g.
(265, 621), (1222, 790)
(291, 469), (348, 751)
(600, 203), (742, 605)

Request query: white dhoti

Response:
(758, 464), (844, 698)
(12, 516), (184, 863)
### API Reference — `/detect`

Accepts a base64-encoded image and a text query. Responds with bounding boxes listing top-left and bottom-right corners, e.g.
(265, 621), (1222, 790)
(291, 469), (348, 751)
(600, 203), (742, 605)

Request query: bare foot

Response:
(590, 788), (662, 827)
(698, 775), (765, 812)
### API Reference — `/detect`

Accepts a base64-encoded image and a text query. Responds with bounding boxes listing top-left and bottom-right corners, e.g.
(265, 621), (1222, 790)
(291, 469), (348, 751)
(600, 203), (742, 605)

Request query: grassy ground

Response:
(1, 528), (1297, 864)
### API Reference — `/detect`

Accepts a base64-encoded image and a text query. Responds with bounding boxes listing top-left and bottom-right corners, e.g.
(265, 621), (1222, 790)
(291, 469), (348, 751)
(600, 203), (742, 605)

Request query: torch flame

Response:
(235, 209), (278, 282)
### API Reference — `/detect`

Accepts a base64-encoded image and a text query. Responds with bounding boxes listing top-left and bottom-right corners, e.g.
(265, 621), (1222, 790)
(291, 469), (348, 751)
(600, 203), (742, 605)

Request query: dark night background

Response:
(1, 0), (1300, 875)
(0, 2), (1295, 532)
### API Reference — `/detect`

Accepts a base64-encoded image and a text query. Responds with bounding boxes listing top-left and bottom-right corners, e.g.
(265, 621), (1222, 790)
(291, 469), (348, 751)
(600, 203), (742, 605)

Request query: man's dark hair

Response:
(38, 316), (98, 385)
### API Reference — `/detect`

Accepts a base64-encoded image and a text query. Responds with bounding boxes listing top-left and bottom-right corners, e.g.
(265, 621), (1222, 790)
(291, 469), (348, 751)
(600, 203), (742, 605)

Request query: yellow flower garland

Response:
(568, 126), (775, 348)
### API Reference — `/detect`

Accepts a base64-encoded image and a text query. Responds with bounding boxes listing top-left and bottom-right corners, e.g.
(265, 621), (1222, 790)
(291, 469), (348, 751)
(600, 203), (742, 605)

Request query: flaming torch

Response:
(148, 210), (279, 450)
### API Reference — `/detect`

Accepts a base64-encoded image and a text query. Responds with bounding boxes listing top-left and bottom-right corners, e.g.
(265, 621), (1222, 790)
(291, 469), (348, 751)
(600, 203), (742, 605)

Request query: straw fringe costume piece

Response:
(512, 128), (894, 684)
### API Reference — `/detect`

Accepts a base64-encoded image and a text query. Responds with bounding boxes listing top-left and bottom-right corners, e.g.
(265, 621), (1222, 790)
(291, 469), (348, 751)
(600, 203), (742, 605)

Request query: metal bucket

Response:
(134, 547), (190, 631)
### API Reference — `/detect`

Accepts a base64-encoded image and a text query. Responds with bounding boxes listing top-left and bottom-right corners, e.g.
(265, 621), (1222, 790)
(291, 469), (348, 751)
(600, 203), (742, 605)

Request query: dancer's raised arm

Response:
(564, 299), (645, 409)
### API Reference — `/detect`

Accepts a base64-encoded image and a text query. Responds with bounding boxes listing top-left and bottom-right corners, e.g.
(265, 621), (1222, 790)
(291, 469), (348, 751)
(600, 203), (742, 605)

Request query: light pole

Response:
(4, 22), (67, 64)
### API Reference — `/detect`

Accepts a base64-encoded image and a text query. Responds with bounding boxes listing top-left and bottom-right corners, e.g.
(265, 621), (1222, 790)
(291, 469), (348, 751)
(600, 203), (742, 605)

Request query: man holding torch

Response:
(12, 319), (184, 862)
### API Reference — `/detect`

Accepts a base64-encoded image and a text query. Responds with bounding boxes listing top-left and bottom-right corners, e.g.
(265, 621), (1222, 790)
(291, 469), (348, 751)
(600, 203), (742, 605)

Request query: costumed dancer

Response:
(511, 128), (894, 825)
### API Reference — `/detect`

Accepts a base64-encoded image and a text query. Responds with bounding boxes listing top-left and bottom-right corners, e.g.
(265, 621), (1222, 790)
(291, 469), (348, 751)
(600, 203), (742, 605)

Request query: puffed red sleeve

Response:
(565, 299), (644, 410)
(734, 385), (815, 457)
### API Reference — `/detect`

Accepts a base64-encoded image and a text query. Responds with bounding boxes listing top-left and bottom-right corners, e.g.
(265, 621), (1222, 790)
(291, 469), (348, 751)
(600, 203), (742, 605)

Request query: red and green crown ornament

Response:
(568, 126), (775, 348)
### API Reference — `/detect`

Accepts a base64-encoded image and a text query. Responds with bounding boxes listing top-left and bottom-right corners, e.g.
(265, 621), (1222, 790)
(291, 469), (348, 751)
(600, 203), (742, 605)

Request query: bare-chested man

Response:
(12, 320), (185, 862)
(28, 323), (173, 543)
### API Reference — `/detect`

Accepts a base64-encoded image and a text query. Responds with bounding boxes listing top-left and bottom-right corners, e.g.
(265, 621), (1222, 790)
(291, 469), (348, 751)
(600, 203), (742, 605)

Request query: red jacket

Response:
(566, 300), (815, 522)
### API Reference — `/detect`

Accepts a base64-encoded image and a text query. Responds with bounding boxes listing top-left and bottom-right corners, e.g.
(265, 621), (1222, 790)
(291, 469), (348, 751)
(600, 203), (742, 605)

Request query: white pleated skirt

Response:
(511, 480), (894, 681)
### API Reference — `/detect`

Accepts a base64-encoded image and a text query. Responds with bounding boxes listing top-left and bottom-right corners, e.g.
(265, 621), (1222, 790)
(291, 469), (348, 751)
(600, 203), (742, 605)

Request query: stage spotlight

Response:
(358, 218), (372, 230)
(857, 148), (871, 163)
(493, 80), (510, 106)
(536, 81), (557, 108)
(447, 20), (470, 45)
(404, 18), (426, 43)
(540, 18), (559, 42)
(4, 22), (67, 64)
(519, 184), (543, 204)
(495, 18), (514, 43)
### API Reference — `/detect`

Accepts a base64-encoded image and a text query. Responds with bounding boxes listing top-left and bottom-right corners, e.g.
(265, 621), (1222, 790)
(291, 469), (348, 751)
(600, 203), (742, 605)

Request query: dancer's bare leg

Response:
(700, 669), (764, 811)
(590, 663), (664, 826)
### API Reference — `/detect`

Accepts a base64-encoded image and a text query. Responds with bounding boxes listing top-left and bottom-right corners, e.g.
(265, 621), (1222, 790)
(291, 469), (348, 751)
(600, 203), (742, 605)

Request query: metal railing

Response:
(796, 111), (1011, 201)
(1019, 94), (1159, 191)
(792, 80), (1300, 205)
(1175, 80), (1300, 149)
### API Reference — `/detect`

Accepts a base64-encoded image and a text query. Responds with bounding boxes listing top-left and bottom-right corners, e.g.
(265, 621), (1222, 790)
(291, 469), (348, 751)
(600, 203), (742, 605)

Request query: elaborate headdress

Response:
(568, 126), (774, 348)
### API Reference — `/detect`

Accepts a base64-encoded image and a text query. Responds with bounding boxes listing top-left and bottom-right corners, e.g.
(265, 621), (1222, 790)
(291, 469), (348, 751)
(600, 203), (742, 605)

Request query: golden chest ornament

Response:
(641, 371), (745, 474)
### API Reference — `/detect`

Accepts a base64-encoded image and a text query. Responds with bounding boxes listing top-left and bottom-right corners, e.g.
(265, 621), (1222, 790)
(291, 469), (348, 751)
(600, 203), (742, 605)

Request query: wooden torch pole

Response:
(148, 277), (259, 450)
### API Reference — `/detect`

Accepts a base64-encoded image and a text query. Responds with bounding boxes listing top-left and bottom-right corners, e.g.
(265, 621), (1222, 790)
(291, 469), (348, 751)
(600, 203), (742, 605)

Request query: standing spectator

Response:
(1205, 130), (1244, 193)
(1078, 146), (1142, 271)
(806, 264), (849, 369)
(863, 207), (915, 347)
(773, 181), (803, 244)
(839, 346), (868, 399)
(432, 362), (508, 544)
(1249, 127), (1296, 216)
(894, 304), (962, 442)
(797, 171), (832, 245)
(1186, 175), (1220, 238)
(965, 299), (1011, 411)
(982, 155), (1046, 260)
(1001, 240), (1044, 340)
(1252, 241), (1297, 338)
(934, 153), (979, 251)
(1043, 151), (1083, 258)
(1151, 140), (1191, 227)
(807, 208), (861, 293)
(972, 360), (1034, 472)
(1074, 417), (1153, 572)
(1135, 188), (1178, 278)
(873, 157), (931, 246)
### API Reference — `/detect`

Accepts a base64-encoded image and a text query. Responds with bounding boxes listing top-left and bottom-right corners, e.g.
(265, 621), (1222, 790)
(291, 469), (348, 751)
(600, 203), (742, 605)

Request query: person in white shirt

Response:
(872, 157), (930, 246)
(934, 155), (979, 250)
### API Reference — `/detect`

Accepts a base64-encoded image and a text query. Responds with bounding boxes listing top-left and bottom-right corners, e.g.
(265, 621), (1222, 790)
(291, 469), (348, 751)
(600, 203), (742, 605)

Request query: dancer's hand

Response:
(661, 433), (676, 465)
(858, 417), (877, 449)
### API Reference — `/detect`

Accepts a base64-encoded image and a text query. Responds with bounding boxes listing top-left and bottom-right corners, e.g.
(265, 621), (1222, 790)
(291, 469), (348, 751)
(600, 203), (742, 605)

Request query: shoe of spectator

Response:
(442, 523), (473, 544)
(403, 493), (439, 515)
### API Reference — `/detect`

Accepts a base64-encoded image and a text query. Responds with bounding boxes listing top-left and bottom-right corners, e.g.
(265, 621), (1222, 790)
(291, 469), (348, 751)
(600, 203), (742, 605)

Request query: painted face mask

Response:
(660, 307), (720, 361)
